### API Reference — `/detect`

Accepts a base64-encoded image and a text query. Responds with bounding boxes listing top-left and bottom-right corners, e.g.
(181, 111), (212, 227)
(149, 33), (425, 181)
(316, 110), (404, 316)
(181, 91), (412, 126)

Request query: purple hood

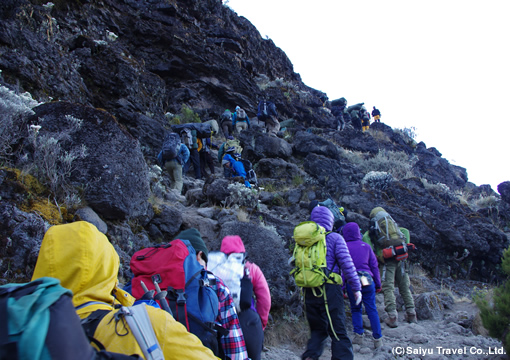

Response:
(310, 207), (361, 291)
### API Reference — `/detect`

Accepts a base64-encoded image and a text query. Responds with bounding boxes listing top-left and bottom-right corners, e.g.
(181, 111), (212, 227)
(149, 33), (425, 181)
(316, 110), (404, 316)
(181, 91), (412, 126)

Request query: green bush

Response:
(173, 104), (200, 124)
(475, 247), (510, 353)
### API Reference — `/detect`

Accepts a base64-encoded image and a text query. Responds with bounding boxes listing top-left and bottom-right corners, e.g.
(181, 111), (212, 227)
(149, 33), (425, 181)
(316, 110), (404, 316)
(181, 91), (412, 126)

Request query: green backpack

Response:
(290, 221), (342, 288)
(370, 207), (406, 248)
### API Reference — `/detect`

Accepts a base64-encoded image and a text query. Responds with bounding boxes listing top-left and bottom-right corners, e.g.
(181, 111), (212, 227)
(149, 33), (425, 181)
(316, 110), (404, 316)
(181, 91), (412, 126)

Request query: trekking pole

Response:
(140, 281), (155, 301)
(153, 280), (173, 317)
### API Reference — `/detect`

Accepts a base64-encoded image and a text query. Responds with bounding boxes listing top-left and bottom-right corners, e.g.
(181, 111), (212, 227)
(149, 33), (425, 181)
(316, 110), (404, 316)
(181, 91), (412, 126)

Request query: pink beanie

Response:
(221, 235), (246, 255)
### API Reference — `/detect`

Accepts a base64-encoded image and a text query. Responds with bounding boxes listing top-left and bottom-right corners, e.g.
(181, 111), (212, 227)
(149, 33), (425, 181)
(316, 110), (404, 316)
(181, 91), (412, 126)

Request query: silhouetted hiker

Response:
(372, 106), (381, 122)
(330, 97), (348, 131)
(361, 106), (371, 132)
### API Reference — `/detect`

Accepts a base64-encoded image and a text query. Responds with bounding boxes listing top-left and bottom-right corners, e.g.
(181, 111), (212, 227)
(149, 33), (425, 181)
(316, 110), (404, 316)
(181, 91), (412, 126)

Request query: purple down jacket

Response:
(310, 206), (361, 292)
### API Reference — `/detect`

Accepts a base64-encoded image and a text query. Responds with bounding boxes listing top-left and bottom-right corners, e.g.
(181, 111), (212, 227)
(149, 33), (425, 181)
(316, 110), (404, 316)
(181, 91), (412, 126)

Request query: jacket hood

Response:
(223, 153), (235, 166)
(221, 235), (246, 255)
(310, 206), (334, 231)
(31, 221), (134, 309)
(175, 228), (208, 263)
(370, 206), (386, 218)
(342, 222), (362, 242)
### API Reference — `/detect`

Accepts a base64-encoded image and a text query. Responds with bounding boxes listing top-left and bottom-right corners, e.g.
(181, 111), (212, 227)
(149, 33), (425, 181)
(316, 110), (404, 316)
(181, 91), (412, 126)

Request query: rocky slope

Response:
(1, 0), (510, 357)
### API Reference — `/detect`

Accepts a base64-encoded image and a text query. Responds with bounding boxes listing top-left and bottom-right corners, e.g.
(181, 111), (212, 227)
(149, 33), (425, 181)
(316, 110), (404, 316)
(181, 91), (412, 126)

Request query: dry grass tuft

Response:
(264, 310), (310, 348)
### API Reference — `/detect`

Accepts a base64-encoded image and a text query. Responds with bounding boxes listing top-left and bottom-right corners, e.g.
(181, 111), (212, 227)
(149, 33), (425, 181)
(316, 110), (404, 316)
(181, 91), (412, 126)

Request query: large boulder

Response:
(292, 131), (340, 160)
(216, 221), (293, 310)
(28, 102), (152, 222)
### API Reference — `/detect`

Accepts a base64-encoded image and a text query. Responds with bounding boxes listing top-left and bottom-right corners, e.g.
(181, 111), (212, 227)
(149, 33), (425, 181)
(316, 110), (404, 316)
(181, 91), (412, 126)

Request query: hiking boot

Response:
(373, 336), (383, 349)
(406, 311), (418, 324)
(384, 311), (398, 328)
(352, 332), (364, 345)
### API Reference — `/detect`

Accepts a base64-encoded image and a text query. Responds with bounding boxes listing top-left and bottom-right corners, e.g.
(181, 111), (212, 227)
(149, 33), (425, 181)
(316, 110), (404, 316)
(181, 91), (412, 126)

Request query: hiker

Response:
(198, 136), (218, 178)
(372, 106), (381, 122)
(217, 136), (243, 164)
(182, 128), (202, 179)
(157, 132), (190, 192)
(301, 206), (362, 360)
(366, 207), (417, 328)
(31, 221), (218, 359)
(330, 97), (348, 131)
(209, 235), (271, 360)
(220, 109), (234, 139)
(174, 228), (249, 360)
(347, 103), (364, 131)
(361, 106), (371, 132)
(222, 153), (251, 188)
(232, 106), (250, 134)
(256, 99), (280, 137)
(342, 222), (383, 349)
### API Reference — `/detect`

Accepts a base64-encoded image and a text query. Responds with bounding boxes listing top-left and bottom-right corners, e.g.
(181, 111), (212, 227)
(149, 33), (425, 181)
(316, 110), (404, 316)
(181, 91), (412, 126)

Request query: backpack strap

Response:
(81, 308), (111, 339)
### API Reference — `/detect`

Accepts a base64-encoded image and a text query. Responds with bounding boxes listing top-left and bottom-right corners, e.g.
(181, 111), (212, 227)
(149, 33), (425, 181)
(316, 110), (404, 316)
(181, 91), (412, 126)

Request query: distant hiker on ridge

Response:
(372, 106), (381, 122)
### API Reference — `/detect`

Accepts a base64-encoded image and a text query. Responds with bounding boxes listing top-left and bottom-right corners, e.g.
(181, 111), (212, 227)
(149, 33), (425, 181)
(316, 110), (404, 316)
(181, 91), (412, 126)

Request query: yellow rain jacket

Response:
(32, 221), (218, 360)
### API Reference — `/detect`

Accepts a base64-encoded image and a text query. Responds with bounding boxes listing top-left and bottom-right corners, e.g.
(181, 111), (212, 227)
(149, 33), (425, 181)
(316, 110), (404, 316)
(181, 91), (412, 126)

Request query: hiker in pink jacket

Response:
(220, 235), (271, 360)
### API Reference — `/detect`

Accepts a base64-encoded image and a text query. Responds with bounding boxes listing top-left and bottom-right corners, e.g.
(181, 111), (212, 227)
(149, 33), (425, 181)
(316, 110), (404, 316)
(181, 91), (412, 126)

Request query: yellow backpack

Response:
(290, 221), (342, 288)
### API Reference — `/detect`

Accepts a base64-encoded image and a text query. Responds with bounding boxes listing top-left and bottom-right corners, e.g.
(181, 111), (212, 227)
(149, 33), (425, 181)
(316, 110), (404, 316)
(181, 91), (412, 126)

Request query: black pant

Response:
(239, 309), (264, 360)
(301, 284), (353, 360)
(199, 150), (215, 177)
(184, 149), (201, 179)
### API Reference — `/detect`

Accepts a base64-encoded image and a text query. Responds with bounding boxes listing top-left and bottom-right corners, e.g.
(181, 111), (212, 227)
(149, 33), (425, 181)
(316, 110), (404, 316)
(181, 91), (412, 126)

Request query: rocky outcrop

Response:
(0, 0), (509, 312)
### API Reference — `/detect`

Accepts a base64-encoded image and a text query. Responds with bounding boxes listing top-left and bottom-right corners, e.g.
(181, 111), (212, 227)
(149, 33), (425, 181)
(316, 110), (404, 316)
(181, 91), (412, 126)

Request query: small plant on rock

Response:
(361, 171), (393, 190)
(474, 246), (510, 354)
(0, 85), (41, 160)
(222, 182), (259, 209)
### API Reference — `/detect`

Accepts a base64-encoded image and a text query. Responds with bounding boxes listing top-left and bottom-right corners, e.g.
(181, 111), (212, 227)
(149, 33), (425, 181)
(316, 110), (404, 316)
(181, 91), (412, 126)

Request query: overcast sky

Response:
(226, 0), (510, 192)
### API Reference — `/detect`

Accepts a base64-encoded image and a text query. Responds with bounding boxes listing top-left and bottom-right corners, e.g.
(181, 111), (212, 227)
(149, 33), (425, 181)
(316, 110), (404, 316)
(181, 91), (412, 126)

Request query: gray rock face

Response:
(29, 102), (152, 222)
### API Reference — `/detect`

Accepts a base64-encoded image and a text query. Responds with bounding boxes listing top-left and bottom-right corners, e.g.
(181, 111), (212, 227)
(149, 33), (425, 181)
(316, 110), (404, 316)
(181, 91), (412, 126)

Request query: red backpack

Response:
(130, 240), (223, 356)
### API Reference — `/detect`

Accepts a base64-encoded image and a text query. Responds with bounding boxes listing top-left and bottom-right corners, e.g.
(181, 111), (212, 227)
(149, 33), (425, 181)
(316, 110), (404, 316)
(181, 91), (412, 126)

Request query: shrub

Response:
(222, 182), (259, 209)
(475, 246), (510, 354)
(0, 85), (41, 160)
(395, 126), (418, 146)
(173, 104), (200, 124)
(359, 149), (416, 180)
(22, 115), (87, 207)
(361, 171), (394, 190)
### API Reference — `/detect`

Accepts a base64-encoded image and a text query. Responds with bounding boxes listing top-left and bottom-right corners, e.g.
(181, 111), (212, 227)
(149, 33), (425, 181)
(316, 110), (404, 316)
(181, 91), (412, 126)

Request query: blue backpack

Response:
(130, 240), (225, 357)
(0, 277), (139, 360)
(319, 198), (346, 229)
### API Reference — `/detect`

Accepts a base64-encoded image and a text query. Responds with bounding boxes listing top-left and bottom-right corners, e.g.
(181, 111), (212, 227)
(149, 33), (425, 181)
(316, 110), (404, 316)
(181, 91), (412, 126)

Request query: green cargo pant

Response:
(380, 260), (415, 314)
(165, 159), (183, 192)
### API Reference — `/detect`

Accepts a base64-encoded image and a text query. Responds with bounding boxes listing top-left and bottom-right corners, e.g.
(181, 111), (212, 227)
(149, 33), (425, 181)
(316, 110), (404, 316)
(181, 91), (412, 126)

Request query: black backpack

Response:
(257, 101), (277, 121)
(161, 132), (181, 162)
(240, 158), (257, 185)
(0, 278), (140, 360)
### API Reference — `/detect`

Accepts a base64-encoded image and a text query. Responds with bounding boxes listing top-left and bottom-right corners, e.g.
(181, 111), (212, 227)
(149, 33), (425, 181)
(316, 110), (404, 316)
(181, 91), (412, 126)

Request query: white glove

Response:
(354, 291), (362, 306)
